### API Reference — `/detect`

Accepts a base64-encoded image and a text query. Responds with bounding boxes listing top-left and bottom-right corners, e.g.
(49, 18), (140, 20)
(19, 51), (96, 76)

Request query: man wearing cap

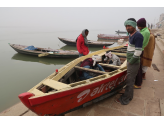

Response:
(79, 55), (105, 80)
(115, 18), (143, 105)
(141, 29), (155, 80)
(76, 29), (89, 57)
(134, 18), (150, 89)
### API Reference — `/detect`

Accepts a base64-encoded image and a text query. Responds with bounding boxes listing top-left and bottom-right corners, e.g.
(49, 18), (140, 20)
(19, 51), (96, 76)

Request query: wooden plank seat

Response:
(111, 49), (127, 53)
(112, 49), (127, 51)
(31, 89), (44, 96)
(42, 79), (71, 90)
(74, 66), (109, 74)
(98, 63), (121, 70)
(98, 52), (127, 58)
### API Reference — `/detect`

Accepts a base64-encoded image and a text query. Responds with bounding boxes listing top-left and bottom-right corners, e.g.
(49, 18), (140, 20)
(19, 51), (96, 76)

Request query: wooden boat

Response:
(58, 37), (114, 47)
(9, 43), (79, 58)
(115, 30), (127, 34)
(97, 34), (129, 40)
(18, 45), (127, 116)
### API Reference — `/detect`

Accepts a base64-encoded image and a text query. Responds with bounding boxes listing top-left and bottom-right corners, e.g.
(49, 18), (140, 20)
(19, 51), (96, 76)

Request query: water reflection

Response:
(11, 53), (75, 65)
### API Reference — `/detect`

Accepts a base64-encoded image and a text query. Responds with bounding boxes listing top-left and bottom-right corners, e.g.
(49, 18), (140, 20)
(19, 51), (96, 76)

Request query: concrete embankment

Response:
(1, 29), (164, 116)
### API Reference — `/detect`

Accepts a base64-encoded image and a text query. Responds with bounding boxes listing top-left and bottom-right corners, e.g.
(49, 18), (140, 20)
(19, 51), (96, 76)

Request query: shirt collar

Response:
(129, 31), (138, 38)
(140, 27), (148, 32)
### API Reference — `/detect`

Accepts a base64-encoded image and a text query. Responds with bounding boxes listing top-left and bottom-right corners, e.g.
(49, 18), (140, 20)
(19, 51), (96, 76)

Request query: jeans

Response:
(96, 64), (105, 71)
(79, 53), (84, 57)
(82, 65), (93, 79)
(80, 64), (105, 80)
(119, 62), (140, 105)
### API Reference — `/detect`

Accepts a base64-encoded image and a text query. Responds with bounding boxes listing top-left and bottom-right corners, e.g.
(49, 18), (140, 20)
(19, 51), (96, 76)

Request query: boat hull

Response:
(98, 37), (129, 40)
(19, 70), (127, 116)
(97, 34), (129, 41)
(115, 30), (127, 34)
(9, 44), (79, 58)
(58, 38), (114, 47)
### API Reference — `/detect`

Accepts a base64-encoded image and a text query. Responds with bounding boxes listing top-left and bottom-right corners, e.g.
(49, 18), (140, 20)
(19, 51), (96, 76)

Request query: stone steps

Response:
(155, 38), (164, 60)
(159, 38), (164, 46)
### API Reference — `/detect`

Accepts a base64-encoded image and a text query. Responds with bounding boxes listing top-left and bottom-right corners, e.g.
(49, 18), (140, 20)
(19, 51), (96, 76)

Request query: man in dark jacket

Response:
(76, 29), (89, 57)
(115, 18), (143, 105)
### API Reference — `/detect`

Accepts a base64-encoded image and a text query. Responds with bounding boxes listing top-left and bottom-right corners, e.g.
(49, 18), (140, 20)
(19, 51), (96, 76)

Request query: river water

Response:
(0, 27), (124, 113)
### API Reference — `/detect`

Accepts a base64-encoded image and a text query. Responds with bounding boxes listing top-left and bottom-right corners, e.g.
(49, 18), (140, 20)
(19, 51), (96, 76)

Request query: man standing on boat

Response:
(115, 18), (143, 105)
(76, 29), (89, 57)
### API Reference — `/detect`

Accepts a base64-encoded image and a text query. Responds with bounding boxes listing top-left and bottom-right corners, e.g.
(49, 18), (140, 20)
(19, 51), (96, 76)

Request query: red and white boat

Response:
(98, 34), (129, 40)
(18, 45), (127, 116)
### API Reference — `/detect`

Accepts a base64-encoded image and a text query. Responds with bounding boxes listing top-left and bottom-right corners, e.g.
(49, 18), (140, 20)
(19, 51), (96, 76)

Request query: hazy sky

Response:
(0, 7), (164, 31)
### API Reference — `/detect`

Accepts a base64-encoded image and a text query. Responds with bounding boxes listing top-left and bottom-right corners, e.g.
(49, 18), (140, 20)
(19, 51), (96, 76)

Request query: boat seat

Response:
(31, 89), (44, 96)
(74, 66), (109, 74)
(98, 63), (121, 70)
(42, 79), (71, 90)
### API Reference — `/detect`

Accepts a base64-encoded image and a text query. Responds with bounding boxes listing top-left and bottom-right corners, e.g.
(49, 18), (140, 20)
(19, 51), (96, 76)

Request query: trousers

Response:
(80, 64), (105, 80)
(119, 62), (140, 105)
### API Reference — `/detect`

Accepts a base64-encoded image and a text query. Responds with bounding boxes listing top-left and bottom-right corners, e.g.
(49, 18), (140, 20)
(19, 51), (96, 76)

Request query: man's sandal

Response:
(115, 99), (121, 104)
(134, 85), (141, 89)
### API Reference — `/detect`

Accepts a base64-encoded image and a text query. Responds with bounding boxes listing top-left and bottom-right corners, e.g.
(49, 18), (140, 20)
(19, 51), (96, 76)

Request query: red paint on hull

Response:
(19, 71), (127, 116)
(18, 92), (34, 111)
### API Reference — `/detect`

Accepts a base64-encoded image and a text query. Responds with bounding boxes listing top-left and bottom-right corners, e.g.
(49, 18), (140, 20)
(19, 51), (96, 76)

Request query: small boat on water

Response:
(9, 43), (79, 58)
(97, 34), (129, 40)
(58, 37), (114, 47)
(115, 30), (127, 34)
(18, 45), (127, 116)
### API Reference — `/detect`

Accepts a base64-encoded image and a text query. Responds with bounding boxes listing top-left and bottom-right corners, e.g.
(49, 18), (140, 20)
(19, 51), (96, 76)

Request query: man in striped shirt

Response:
(115, 18), (143, 105)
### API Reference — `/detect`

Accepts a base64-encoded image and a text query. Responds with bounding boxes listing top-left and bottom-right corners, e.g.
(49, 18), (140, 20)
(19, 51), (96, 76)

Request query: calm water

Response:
(0, 27), (122, 113)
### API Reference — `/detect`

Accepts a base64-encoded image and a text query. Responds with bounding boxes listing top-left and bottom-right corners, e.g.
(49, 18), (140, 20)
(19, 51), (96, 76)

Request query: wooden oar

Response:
(38, 53), (50, 57)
